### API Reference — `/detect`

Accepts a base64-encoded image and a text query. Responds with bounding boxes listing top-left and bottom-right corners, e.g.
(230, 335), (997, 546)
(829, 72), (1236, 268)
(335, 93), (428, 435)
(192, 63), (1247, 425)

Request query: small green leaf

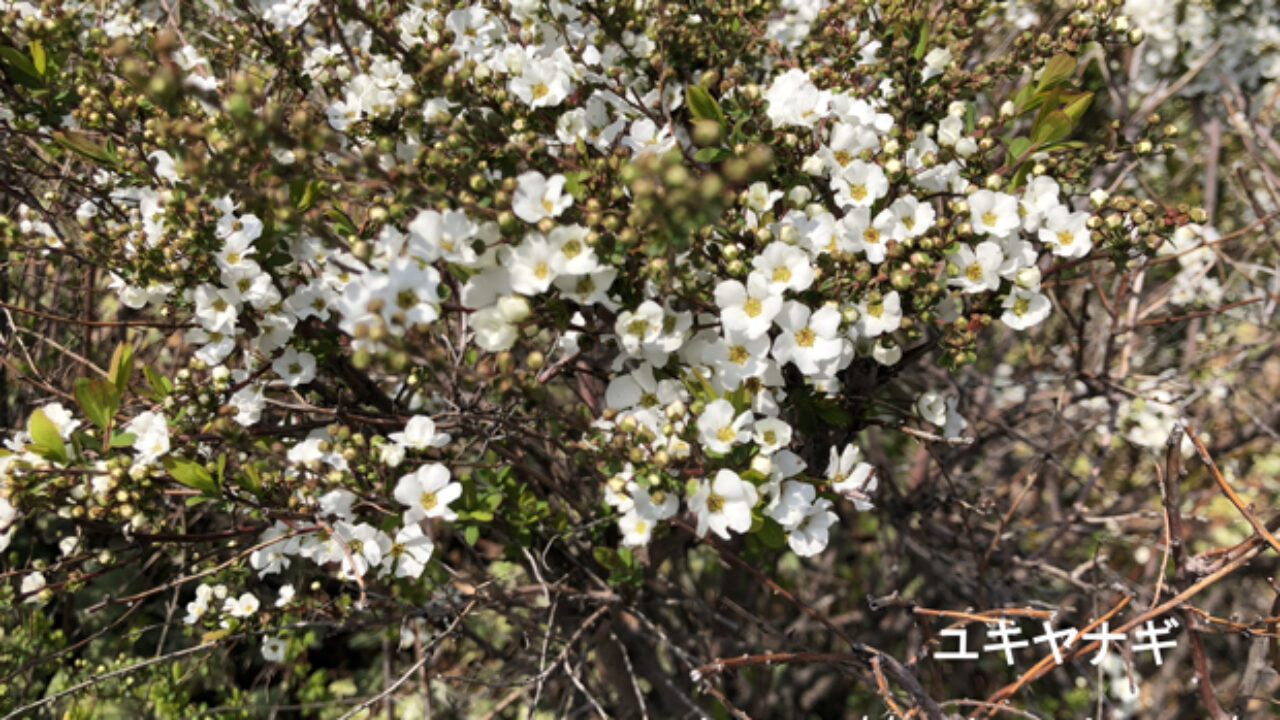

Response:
(108, 431), (136, 448)
(108, 342), (134, 395)
(463, 525), (480, 545)
(144, 366), (172, 399)
(28, 40), (45, 76)
(73, 377), (120, 430)
(1031, 110), (1073, 145)
(693, 147), (731, 163)
(1036, 53), (1076, 92)
(758, 518), (787, 549)
(1007, 136), (1033, 161)
(0, 46), (43, 88)
(28, 408), (67, 463)
(912, 22), (931, 61)
(685, 84), (724, 125)
(468, 510), (494, 522)
(163, 456), (219, 496)
(51, 130), (115, 164)
(1060, 90), (1093, 124)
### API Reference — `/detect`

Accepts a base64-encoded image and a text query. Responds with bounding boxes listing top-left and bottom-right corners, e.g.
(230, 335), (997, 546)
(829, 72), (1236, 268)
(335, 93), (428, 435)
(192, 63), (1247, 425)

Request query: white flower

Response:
(855, 291), (902, 338)
(771, 301), (844, 376)
(505, 233), (565, 295)
(250, 523), (298, 577)
(509, 55), (573, 108)
(921, 47), (953, 81)
(619, 510), (654, 547)
(769, 480), (816, 529)
(633, 487), (679, 521)
(389, 416), (451, 450)
(788, 499), (838, 556)
(262, 637), (287, 663)
(752, 418), (792, 455)
(620, 118), (677, 157)
(917, 392), (947, 426)
(614, 300), (664, 356)
(752, 243), (815, 293)
(125, 410), (170, 466)
(843, 207), (901, 265)
(1039, 206), (1091, 258)
(697, 399), (754, 455)
(715, 274), (782, 340)
(831, 160), (889, 209)
(512, 171), (573, 225)
(394, 463), (462, 523)
(688, 469), (759, 539)
(889, 195), (935, 238)
(193, 283), (240, 332)
(334, 521), (392, 580)
(223, 592), (260, 618)
(20, 571), (46, 603)
(764, 68), (830, 128)
(276, 584), (295, 608)
(968, 190), (1021, 237)
(826, 443), (876, 511)
(273, 348), (317, 387)
(948, 241), (1005, 294)
(387, 523), (435, 578)
(1001, 288), (1052, 330)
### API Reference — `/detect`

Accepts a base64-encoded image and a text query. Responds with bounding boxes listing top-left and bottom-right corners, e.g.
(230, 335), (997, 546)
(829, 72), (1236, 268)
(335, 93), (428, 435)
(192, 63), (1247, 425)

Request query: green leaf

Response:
(0, 46), (43, 88)
(463, 525), (480, 545)
(144, 366), (172, 399)
(758, 518), (787, 550)
(108, 431), (136, 448)
(693, 147), (731, 163)
(685, 84), (724, 125)
(1031, 110), (1073, 145)
(1036, 53), (1076, 92)
(73, 377), (120, 430)
(28, 40), (45, 76)
(163, 456), (219, 496)
(912, 22), (931, 61)
(51, 130), (115, 164)
(28, 408), (67, 463)
(1060, 90), (1093, 124)
(1007, 136), (1033, 161)
(108, 342), (134, 395)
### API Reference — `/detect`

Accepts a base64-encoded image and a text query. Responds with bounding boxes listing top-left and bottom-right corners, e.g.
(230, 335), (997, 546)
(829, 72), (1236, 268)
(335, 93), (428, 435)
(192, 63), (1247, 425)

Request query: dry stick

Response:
(676, 521), (945, 720)
(1161, 426), (1229, 720)
(1184, 424), (1280, 557)
(335, 601), (477, 720)
(872, 655), (908, 718)
(980, 540), (1266, 718)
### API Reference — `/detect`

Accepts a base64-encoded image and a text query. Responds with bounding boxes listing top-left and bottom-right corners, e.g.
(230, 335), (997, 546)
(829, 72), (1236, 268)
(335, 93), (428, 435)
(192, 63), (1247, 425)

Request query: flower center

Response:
(1012, 297), (1030, 316)
(965, 263), (984, 282)
(531, 82), (549, 100)
(419, 491), (438, 511)
(795, 327), (816, 347)
(772, 266), (792, 284)
(706, 493), (725, 513)
(716, 426), (736, 443)
(1056, 230), (1073, 246)
(743, 297), (762, 317)
(848, 184), (867, 201)
(534, 261), (549, 279)
(634, 520), (647, 534)
(981, 211), (997, 227)
(867, 302), (884, 318)
(728, 345), (749, 364)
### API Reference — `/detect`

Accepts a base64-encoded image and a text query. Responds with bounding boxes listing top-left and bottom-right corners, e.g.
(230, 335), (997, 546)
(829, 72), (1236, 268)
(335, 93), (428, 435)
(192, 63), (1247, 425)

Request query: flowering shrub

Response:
(2, 0), (1277, 717)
